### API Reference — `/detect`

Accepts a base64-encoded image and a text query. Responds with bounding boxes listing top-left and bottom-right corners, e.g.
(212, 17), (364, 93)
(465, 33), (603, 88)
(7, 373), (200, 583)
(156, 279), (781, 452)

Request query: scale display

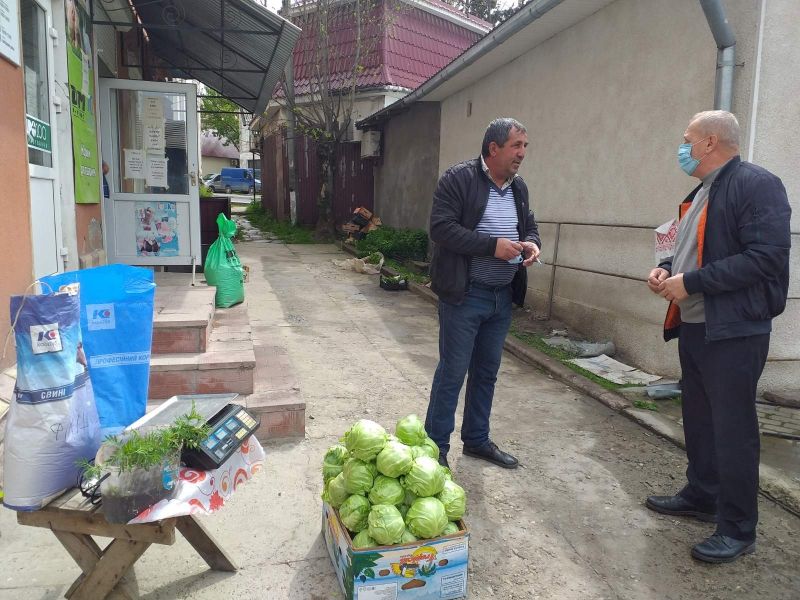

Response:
(182, 404), (260, 470)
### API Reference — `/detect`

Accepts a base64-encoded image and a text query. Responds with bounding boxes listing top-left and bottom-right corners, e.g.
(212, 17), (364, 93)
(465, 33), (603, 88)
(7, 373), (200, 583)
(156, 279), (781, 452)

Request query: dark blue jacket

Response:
(662, 156), (791, 341)
(429, 158), (541, 306)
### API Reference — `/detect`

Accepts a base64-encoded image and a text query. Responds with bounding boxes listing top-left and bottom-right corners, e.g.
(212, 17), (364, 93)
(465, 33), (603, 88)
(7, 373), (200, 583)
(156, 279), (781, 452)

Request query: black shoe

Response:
(691, 533), (756, 564)
(462, 441), (518, 469)
(438, 455), (450, 470)
(645, 495), (717, 523)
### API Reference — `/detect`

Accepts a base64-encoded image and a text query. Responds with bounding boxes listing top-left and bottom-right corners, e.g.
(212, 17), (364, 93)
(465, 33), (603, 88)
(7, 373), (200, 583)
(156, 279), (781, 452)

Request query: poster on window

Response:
(65, 0), (100, 204)
(135, 201), (179, 257)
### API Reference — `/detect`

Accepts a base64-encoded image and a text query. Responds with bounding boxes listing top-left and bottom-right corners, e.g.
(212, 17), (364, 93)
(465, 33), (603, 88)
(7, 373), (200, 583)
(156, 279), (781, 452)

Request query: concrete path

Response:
(1, 241), (799, 599)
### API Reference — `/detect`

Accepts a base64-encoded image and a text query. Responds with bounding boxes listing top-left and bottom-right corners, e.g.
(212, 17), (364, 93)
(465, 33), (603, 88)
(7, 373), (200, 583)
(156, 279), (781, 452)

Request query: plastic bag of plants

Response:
(380, 274), (408, 291)
(204, 213), (244, 307)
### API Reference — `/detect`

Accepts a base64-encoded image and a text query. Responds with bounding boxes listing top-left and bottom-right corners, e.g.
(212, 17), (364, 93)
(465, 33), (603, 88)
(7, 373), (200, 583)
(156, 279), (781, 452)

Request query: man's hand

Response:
(494, 238), (523, 261)
(659, 273), (689, 303)
(521, 241), (541, 267)
(647, 267), (670, 294)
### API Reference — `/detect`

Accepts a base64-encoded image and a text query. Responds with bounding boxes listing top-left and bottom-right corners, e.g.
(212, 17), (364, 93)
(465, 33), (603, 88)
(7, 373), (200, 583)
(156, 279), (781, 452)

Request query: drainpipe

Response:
(699, 0), (736, 111)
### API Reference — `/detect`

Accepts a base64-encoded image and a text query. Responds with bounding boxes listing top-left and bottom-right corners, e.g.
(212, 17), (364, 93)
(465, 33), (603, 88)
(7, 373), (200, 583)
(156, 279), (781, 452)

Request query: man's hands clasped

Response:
(647, 267), (689, 303)
(494, 239), (541, 267)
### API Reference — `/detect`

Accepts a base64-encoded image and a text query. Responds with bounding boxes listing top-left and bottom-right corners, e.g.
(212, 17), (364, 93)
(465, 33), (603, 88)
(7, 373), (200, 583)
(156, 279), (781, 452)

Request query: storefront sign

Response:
(0, 0), (20, 66)
(65, 0), (100, 204)
(26, 114), (51, 152)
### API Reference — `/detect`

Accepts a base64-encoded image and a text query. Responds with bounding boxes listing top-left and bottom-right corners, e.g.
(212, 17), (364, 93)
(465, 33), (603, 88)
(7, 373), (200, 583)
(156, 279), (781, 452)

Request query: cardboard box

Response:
(322, 502), (469, 600)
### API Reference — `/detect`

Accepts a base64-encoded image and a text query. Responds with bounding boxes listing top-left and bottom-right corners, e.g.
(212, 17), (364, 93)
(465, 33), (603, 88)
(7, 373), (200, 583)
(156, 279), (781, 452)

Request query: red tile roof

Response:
(288, 0), (488, 96)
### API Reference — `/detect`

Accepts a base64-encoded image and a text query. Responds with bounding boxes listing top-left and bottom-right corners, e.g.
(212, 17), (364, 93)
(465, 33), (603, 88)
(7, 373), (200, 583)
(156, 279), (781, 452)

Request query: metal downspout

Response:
(699, 0), (736, 111)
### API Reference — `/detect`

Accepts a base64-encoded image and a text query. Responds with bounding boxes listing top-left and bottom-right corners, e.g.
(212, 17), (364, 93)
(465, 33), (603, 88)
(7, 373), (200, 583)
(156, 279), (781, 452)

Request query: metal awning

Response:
(92, 0), (301, 115)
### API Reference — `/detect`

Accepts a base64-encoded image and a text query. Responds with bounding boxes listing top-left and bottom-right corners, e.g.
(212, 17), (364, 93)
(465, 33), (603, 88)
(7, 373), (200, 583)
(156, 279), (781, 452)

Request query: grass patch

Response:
(633, 399), (659, 411)
(245, 201), (316, 244)
(509, 327), (640, 392)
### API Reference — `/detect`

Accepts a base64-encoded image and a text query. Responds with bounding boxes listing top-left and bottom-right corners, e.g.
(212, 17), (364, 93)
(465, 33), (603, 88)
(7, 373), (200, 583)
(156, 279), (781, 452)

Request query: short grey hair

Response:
(690, 110), (740, 149)
(481, 118), (527, 157)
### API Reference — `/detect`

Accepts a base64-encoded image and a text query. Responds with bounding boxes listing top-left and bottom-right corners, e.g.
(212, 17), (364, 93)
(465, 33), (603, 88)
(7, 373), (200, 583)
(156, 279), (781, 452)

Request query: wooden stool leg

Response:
(176, 515), (237, 572)
(69, 539), (150, 600)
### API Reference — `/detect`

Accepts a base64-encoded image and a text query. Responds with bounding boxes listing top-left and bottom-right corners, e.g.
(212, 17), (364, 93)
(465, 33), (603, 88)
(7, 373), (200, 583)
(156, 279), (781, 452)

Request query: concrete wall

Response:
(0, 59), (34, 370)
(435, 0), (798, 389)
(374, 102), (441, 232)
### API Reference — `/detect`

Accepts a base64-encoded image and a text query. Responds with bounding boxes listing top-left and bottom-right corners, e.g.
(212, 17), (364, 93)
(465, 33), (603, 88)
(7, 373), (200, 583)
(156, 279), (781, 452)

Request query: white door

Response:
(22, 0), (63, 278)
(98, 79), (200, 267)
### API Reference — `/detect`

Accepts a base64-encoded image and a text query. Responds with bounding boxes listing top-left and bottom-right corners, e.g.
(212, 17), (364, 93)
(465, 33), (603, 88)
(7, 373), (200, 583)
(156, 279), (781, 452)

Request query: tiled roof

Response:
(289, 0), (488, 97)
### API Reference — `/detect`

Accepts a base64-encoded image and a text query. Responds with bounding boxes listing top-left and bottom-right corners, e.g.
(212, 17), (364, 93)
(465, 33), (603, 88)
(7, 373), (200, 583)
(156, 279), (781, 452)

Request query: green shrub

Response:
(356, 227), (428, 262)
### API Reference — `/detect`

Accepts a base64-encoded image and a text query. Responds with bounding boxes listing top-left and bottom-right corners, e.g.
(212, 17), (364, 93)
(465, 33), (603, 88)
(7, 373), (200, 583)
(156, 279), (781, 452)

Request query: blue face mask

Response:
(677, 137), (709, 175)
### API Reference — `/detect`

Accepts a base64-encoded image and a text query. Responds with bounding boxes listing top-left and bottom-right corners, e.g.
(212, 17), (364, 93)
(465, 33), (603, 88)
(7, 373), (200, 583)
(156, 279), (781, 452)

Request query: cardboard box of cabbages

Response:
(323, 502), (469, 599)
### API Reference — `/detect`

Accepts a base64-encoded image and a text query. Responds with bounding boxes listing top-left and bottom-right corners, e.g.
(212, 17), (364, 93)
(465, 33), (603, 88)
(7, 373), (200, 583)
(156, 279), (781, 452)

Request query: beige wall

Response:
(201, 156), (237, 177)
(436, 0), (798, 388)
(0, 59), (34, 370)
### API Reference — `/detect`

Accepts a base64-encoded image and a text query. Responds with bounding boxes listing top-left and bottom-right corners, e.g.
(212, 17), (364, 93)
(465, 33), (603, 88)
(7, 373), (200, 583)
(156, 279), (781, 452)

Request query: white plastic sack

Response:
(333, 252), (384, 275)
(3, 291), (101, 511)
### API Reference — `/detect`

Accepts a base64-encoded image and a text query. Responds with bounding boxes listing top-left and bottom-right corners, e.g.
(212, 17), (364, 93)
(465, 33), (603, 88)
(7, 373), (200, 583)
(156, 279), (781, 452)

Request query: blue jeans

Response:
(425, 283), (513, 457)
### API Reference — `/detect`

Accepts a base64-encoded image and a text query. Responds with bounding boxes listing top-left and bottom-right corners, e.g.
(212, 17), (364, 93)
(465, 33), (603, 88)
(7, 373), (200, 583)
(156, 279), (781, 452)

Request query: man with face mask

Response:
(645, 110), (791, 563)
(425, 118), (541, 470)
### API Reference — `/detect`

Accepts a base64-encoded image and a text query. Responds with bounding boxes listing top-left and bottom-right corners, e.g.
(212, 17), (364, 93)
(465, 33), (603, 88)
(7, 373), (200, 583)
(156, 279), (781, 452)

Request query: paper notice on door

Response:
(146, 156), (169, 188)
(655, 218), (678, 263)
(143, 118), (165, 152)
(124, 149), (145, 179)
(142, 96), (164, 121)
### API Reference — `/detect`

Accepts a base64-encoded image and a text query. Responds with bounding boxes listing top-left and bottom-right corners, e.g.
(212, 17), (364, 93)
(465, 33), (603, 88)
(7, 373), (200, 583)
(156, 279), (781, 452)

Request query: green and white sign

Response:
(66, 0), (100, 204)
(26, 114), (52, 153)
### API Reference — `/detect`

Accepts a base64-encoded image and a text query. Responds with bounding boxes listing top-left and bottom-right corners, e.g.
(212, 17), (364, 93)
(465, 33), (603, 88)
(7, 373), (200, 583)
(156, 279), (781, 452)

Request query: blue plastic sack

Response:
(43, 265), (156, 434)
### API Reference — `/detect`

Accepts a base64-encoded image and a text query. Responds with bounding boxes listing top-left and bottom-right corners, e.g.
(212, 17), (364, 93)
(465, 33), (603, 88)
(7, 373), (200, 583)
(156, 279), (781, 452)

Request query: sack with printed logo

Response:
(43, 265), (156, 435)
(3, 290), (101, 511)
(204, 213), (244, 308)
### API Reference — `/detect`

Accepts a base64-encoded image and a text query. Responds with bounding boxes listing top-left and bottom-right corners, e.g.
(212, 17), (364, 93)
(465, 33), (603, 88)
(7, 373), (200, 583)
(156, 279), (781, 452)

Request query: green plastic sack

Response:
(204, 213), (244, 307)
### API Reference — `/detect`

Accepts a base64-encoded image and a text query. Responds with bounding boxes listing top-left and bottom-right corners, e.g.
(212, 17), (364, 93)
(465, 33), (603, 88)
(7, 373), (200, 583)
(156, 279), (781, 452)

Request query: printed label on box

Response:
(440, 572), (466, 598)
(358, 582), (398, 600)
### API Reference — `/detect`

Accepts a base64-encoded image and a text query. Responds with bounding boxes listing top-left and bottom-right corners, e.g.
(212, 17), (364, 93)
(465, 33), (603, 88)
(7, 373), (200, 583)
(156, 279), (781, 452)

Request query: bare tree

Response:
(276, 0), (396, 234)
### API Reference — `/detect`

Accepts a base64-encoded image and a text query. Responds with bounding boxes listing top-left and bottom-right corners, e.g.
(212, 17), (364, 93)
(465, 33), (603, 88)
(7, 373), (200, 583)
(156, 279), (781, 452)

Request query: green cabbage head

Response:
(411, 437), (440, 460)
(342, 458), (377, 495)
(404, 456), (446, 497)
(323, 472), (350, 508)
(400, 529), (418, 543)
(367, 504), (406, 545)
(395, 414), (427, 446)
(442, 521), (460, 535)
(342, 419), (387, 461)
(352, 530), (378, 549)
(322, 445), (349, 483)
(339, 494), (371, 533)
(376, 440), (413, 478)
(369, 475), (405, 506)
(405, 497), (448, 539)
(437, 479), (466, 520)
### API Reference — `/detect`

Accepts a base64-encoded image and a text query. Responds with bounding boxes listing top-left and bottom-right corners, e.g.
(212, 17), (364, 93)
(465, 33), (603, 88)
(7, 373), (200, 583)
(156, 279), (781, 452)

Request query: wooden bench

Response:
(17, 488), (237, 600)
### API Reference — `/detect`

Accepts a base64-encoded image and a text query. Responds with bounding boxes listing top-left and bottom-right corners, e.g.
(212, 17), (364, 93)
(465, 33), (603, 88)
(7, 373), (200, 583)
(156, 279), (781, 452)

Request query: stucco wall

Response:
(435, 0), (798, 388)
(0, 60), (34, 369)
(374, 102), (441, 232)
(201, 156), (237, 177)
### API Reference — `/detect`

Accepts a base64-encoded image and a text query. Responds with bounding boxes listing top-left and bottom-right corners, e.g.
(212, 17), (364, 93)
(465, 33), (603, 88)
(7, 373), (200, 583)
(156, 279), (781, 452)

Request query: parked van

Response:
(209, 167), (261, 194)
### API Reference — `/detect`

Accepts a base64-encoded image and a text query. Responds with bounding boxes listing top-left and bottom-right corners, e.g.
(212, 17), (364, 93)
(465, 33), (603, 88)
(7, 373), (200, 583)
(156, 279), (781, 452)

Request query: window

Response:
(21, 0), (52, 167)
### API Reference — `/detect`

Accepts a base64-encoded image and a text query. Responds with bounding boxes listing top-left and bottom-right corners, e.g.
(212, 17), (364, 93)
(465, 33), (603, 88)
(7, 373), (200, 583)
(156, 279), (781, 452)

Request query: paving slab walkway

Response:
(1, 240), (798, 599)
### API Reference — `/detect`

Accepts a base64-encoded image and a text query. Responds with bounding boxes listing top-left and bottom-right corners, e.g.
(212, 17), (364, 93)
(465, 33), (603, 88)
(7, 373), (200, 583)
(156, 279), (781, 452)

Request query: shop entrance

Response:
(98, 79), (200, 270)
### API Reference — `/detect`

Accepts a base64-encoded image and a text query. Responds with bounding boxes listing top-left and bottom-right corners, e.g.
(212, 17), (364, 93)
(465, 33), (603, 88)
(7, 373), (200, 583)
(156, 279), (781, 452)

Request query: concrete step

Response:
(152, 286), (216, 355)
(148, 302), (255, 400)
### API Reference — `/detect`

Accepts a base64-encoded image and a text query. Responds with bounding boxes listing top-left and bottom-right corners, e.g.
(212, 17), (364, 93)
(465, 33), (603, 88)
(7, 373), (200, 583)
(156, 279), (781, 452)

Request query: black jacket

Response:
(429, 158), (541, 306)
(661, 156), (791, 341)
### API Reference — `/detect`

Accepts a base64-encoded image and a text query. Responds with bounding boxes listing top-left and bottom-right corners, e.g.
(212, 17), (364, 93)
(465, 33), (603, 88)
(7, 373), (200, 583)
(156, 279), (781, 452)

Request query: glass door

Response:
(98, 79), (200, 267)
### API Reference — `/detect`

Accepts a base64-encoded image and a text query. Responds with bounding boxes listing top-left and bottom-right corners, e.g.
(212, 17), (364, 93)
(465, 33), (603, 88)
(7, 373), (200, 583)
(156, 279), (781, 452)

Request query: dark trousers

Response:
(425, 283), (512, 457)
(677, 322), (769, 541)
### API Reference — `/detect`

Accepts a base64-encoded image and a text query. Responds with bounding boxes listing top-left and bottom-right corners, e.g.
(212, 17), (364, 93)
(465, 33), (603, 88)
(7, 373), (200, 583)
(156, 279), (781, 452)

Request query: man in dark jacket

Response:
(425, 118), (541, 470)
(645, 110), (791, 563)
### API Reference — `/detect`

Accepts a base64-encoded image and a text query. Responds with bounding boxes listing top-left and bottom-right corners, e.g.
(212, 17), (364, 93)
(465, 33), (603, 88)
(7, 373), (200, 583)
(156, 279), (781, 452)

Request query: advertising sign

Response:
(0, 0), (20, 66)
(65, 0), (100, 204)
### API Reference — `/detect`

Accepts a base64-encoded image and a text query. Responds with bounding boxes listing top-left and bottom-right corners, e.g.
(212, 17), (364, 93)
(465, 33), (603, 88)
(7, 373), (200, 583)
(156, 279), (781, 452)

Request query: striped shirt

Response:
(469, 184), (520, 286)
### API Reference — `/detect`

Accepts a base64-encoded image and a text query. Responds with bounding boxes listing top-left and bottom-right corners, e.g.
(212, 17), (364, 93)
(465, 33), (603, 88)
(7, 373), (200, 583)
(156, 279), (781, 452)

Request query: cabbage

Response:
(398, 504), (409, 519)
(411, 437), (440, 460)
(339, 495), (371, 533)
(405, 497), (448, 539)
(403, 487), (418, 507)
(437, 480), (466, 520)
(440, 465), (452, 481)
(323, 472), (350, 508)
(342, 458), (376, 495)
(323, 445), (349, 483)
(369, 475), (405, 506)
(367, 504), (406, 545)
(400, 529), (418, 543)
(395, 414), (427, 446)
(403, 456), (446, 497)
(352, 530), (378, 549)
(442, 521), (460, 535)
(342, 419), (387, 461)
(376, 440), (413, 478)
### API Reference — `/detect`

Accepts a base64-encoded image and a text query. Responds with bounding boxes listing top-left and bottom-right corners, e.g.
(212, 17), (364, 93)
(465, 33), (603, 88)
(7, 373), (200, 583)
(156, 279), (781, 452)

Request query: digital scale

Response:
(127, 393), (260, 470)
